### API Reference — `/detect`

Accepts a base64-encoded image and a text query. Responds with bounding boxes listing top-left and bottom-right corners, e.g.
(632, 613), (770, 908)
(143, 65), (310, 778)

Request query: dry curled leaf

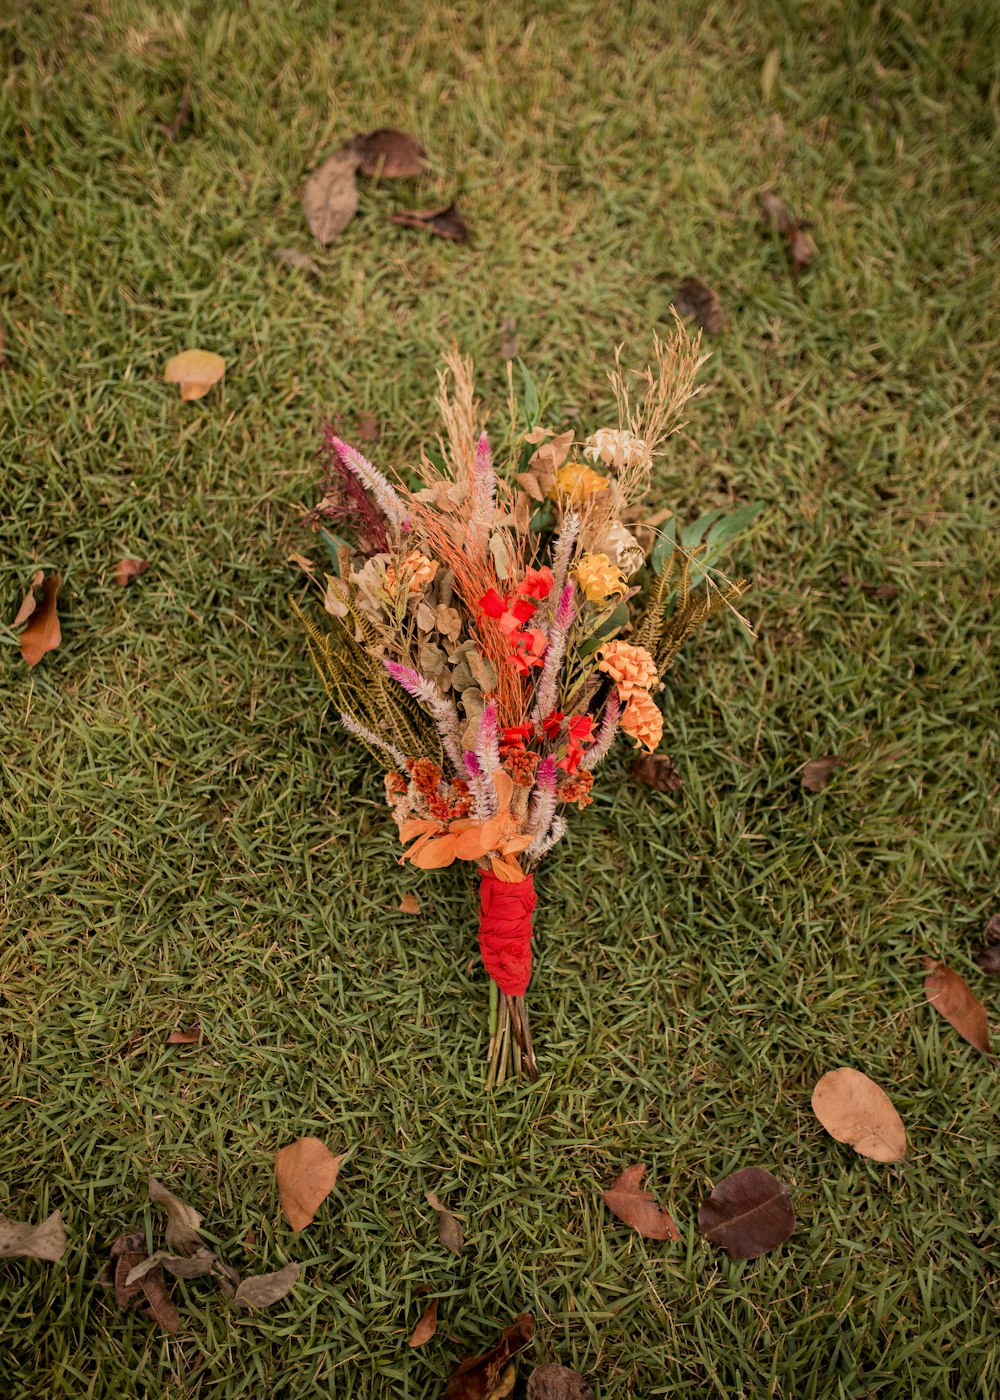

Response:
(527, 1365), (595, 1400)
(13, 570), (44, 627)
(408, 1296), (438, 1348)
(698, 1167), (795, 1260)
(125, 1247), (217, 1285)
(399, 892), (421, 915)
(425, 1190), (464, 1256)
(444, 1313), (534, 1400)
(164, 349), (225, 402)
(673, 276), (723, 335)
(602, 1163), (681, 1241)
(356, 413), (380, 442)
(390, 202), (470, 243)
(274, 247), (320, 275)
(165, 1024), (202, 1045)
(276, 1137), (346, 1230)
(839, 574), (898, 599)
(233, 1261), (300, 1310)
(0, 1209), (67, 1262)
(801, 754), (842, 793)
(115, 557), (150, 587)
(101, 1232), (179, 1335)
(148, 1177), (204, 1255)
(353, 128), (427, 178)
(923, 959), (991, 1054)
(17, 572), (61, 667)
(760, 47), (780, 102)
(158, 84), (192, 142)
(811, 1067), (907, 1163)
(759, 191), (815, 273)
(974, 946), (1000, 975)
(500, 318), (518, 361)
(631, 753), (684, 793)
(303, 147), (361, 244)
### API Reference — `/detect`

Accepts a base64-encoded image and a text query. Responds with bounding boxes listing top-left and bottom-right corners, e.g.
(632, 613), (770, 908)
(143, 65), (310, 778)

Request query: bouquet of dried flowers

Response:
(294, 321), (755, 1082)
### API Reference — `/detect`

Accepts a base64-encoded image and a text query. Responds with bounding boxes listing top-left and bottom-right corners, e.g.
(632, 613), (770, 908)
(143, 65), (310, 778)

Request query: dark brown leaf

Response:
(527, 1365), (595, 1400)
(115, 557), (150, 587)
(425, 1190), (464, 1255)
(102, 1232), (180, 1335)
(759, 192), (815, 273)
(698, 1166), (795, 1260)
(408, 1296), (438, 1348)
(923, 959), (991, 1053)
(839, 575), (897, 599)
(125, 1247), (217, 1285)
(356, 413), (380, 442)
(390, 202), (470, 243)
(602, 1163), (681, 1241)
(983, 913), (1000, 944)
(233, 1261), (300, 1309)
(974, 946), (1000, 976)
(274, 247), (321, 275)
(0, 1209), (66, 1261)
(148, 1177), (204, 1255)
(631, 753), (684, 793)
(673, 276), (724, 335)
(303, 148), (361, 244)
(276, 1137), (346, 1230)
(165, 1024), (202, 1045)
(17, 572), (61, 667)
(158, 83), (192, 142)
(801, 754), (842, 793)
(444, 1313), (534, 1400)
(353, 128), (427, 179)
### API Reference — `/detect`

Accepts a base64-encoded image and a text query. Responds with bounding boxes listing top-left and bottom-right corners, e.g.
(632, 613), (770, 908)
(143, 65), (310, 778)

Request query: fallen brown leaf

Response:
(527, 1364), (595, 1400)
(390, 202), (470, 243)
(233, 1261), (300, 1310)
(444, 1313), (534, 1400)
(0, 1209), (67, 1262)
(18, 572), (61, 667)
(811, 1067), (907, 1162)
(353, 128), (427, 178)
(801, 754), (842, 793)
(759, 191), (815, 273)
(303, 147), (361, 244)
(276, 1137), (346, 1230)
(923, 959), (991, 1053)
(698, 1167), (795, 1260)
(125, 1247), (217, 1284)
(148, 1177), (204, 1255)
(425, 1190), (464, 1256)
(158, 84), (192, 142)
(839, 575), (897, 599)
(165, 1024), (202, 1045)
(13, 570), (44, 627)
(974, 946), (1000, 975)
(101, 1231), (180, 1335)
(115, 557), (150, 587)
(274, 247), (321, 275)
(356, 413), (380, 442)
(983, 914), (1000, 944)
(631, 753), (684, 793)
(500, 318), (518, 361)
(673, 276), (724, 335)
(164, 349), (225, 401)
(399, 893), (421, 915)
(602, 1163), (681, 1241)
(408, 1296), (439, 1348)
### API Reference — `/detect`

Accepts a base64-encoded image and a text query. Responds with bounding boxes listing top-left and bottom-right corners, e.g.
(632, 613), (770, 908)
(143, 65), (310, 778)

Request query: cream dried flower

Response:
(583, 428), (649, 474)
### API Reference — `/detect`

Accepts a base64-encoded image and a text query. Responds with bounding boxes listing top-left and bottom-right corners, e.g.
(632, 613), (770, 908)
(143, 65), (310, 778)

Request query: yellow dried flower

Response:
(620, 690), (663, 751)
(385, 550), (438, 594)
(573, 552), (628, 605)
(596, 640), (659, 701)
(551, 461), (610, 506)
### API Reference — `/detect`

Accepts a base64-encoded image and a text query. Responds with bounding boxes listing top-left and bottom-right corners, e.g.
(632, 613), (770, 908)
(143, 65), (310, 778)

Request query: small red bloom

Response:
(517, 566), (554, 600)
(479, 588), (507, 619)
(510, 598), (537, 624)
(541, 710), (564, 740)
(568, 715), (595, 743)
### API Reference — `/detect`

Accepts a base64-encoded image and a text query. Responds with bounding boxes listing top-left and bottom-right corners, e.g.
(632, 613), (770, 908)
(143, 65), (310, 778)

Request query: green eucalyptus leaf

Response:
(320, 529), (348, 575)
(529, 501), (556, 533)
(650, 516), (677, 575)
(578, 601), (630, 657)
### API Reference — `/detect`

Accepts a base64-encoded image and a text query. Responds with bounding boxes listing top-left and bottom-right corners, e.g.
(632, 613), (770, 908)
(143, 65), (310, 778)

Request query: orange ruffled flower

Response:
(620, 690), (663, 751)
(596, 640), (658, 701)
(385, 550), (438, 594)
(573, 552), (628, 604)
(551, 461), (609, 506)
(397, 770), (533, 882)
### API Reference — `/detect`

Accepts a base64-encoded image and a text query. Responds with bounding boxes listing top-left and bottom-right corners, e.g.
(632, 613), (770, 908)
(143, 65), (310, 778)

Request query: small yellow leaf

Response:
(164, 349), (226, 401)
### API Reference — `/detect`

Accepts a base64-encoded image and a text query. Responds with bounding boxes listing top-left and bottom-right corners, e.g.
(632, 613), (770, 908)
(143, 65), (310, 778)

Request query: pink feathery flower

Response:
(526, 755), (558, 853)
(332, 436), (408, 529)
(532, 582), (575, 723)
(581, 691), (621, 771)
(384, 661), (465, 773)
(475, 699), (502, 774)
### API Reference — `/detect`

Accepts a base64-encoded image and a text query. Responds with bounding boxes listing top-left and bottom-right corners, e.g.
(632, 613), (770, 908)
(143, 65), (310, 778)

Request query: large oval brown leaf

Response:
(18, 572), (61, 667)
(408, 1297), (438, 1348)
(354, 128), (427, 178)
(923, 959), (991, 1053)
(811, 1067), (906, 1163)
(303, 148), (360, 244)
(275, 1137), (346, 1230)
(444, 1313), (534, 1400)
(698, 1167), (795, 1260)
(602, 1163), (681, 1241)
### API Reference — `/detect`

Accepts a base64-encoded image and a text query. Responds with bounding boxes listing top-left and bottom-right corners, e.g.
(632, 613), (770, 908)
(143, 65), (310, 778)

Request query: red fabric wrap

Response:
(478, 871), (535, 996)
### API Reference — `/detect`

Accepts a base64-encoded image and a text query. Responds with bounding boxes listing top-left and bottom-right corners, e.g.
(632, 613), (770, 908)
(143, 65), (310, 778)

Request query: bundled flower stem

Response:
(295, 321), (752, 1081)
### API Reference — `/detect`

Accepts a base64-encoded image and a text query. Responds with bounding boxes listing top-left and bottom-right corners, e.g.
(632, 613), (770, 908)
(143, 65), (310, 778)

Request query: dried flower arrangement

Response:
(294, 320), (756, 1082)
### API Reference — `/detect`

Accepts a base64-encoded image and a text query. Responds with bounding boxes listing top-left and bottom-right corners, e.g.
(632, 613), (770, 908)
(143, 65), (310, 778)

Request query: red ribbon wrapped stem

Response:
(478, 871), (535, 996)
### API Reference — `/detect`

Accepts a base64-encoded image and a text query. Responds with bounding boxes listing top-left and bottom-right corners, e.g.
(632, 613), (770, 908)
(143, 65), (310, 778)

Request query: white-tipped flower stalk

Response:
(331, 436), (409, 531)
(338, 712), (409, 768)
(526, 756), (558, 853)
(581, 691), (621, 771)
(384, 661), (465, 774)
(467, 431), (496, 542)
(532, 582), (575, 724)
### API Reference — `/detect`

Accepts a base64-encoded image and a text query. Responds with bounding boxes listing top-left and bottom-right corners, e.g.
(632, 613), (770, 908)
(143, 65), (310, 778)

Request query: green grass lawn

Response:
(2, 1), (998, 1396)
